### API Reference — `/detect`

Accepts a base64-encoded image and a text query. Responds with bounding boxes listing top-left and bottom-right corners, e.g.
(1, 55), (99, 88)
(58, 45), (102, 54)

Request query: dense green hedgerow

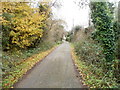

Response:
(73, 40), (119, 88)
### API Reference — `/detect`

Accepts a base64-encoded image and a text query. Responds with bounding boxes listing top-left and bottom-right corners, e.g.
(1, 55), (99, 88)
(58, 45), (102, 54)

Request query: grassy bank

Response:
(71, 44), (119, 88)
(2, 42), (58, 88)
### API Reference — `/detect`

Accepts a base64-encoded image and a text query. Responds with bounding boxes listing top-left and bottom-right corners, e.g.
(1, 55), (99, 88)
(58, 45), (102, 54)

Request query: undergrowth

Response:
(2, 42), (58, 88)
(71, 42), (119, 88)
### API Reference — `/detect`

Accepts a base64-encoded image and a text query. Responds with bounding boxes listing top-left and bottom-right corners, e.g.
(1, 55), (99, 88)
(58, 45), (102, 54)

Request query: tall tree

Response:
(90, 2), (115, 63)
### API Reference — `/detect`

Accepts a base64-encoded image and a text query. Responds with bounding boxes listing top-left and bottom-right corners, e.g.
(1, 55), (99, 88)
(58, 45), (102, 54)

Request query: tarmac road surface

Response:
(15, 42), (85, 88)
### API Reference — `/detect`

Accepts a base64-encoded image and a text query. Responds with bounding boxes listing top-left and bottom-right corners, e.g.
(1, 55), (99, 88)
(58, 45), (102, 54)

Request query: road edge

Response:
(70, 44), (89, 88)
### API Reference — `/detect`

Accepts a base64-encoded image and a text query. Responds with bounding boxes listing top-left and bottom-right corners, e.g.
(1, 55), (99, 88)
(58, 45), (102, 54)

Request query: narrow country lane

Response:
(14, 42), (84, 88)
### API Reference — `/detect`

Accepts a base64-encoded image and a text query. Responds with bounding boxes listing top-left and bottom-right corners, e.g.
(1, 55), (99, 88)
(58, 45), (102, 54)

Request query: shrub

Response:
(73, 40), (119, 88)
(74, 40), (105, 69)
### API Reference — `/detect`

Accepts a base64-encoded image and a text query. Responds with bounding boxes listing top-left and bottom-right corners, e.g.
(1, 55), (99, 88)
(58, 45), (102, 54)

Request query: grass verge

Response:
(71, 44), (90, 87)
(71, 44), (119, 88)
(2, 45), (57, 88)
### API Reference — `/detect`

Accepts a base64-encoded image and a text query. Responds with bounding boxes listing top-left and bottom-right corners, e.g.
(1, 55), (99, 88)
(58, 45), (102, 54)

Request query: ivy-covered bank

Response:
(71, 44), (119, 88)
(69, 2), (119, 88)
(90, 2), (119, 83)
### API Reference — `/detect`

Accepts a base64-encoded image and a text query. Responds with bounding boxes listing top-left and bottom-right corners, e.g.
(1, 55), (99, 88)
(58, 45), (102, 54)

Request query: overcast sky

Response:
(32, 0), (120, 31)
(51, 0), (90, 31)
(51, 0), (120, 31)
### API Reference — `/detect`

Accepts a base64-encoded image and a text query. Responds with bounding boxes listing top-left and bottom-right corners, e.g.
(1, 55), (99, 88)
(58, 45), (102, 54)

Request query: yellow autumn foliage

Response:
(2, 2), (50, 48)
